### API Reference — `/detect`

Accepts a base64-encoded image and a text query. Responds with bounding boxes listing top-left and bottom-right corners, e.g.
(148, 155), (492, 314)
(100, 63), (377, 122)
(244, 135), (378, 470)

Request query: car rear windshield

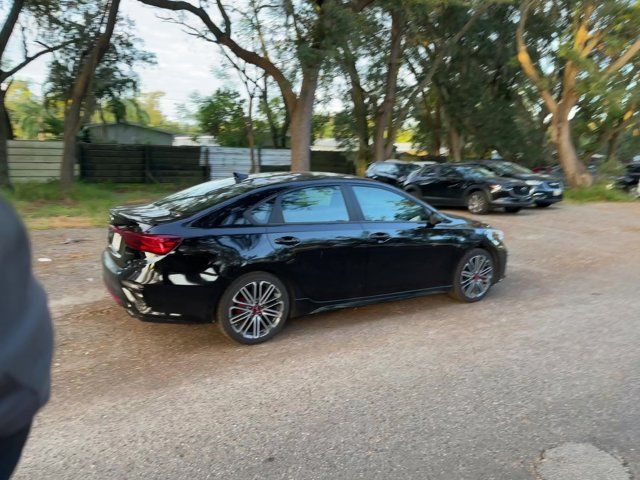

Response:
(152, 178), (254, 217)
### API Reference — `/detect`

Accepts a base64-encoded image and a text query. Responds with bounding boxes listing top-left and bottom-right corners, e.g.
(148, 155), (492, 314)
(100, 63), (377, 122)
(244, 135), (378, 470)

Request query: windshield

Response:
(153, 178), (252, 216)
(487, 162), (532, 176)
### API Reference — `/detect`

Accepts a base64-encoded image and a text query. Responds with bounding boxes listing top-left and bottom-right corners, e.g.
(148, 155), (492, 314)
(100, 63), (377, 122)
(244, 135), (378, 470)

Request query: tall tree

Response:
(58, 0), (122, 190)
(137, 0), (375, 172)
(516, 0), (640, 186)
(336, 0), (489, 172)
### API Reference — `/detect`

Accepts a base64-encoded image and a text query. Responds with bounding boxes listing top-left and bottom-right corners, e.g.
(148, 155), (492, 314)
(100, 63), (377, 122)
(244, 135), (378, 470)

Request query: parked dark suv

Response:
(365, 160), (421, 188)
(469, 160), (564, 208)
(103, 173), (507, 344)
(404, 163), (532, 214)
(612, 162), (640, 193)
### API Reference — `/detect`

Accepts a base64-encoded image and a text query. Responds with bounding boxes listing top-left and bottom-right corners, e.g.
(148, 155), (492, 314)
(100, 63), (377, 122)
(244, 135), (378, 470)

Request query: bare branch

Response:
(137, 0), (297, 113)
(1, 40), (73, 80)
(216, 0), (231, 35)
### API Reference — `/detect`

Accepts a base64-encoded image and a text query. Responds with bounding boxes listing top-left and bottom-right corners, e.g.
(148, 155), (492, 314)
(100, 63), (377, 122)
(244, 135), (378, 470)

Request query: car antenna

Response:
(233, 172), (249, 183)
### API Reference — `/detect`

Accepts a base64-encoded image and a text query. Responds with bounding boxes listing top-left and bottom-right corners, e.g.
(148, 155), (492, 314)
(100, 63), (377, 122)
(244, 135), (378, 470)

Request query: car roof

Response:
(373, 159), (412, 164)
(237, 171), (363, 187)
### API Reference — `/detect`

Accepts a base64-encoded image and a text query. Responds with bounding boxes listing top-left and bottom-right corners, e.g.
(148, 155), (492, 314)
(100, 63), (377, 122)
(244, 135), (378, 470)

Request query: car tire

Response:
(504, 206), (521, 213)
(535, 202), (552, 208)
(467, 191), (491, 214)
(405, 186), (422, 198)
(449, 248), (495, 303)
(216, 271), (290, 345)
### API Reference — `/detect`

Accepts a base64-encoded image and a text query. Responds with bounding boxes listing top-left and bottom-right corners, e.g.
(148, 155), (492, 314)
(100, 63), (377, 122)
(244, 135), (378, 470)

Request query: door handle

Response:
(369, 232), (391, 243)
(274, 236), (301, 247)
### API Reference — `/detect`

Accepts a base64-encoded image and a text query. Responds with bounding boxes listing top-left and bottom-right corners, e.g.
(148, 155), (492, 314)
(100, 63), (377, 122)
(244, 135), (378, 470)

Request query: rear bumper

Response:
(102, 249), (219, 323)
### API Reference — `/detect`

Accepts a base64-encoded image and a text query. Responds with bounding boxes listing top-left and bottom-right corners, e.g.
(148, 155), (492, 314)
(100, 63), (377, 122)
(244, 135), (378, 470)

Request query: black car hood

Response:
(483, 175), (528, 187)
(443, 213), (490, 229)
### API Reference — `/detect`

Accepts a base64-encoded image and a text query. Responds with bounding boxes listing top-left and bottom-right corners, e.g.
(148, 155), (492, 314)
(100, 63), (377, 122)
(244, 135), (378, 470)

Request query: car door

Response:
(264, 185), (368, 303)
(413, 166), (447, 203)
(436, 165), (468, 205)
(350, 184), (461, 296)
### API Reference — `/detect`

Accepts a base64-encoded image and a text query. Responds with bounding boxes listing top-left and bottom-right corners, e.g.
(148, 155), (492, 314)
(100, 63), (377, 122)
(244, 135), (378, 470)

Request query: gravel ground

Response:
(14, 202), (640, 479)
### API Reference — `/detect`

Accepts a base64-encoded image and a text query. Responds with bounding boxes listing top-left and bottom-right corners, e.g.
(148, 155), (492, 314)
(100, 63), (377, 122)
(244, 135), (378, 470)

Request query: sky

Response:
(5, 1), (229, 121)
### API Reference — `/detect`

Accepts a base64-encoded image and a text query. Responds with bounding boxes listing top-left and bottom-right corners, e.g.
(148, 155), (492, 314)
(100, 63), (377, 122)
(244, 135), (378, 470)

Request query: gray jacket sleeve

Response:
(0, 197), (53, 437)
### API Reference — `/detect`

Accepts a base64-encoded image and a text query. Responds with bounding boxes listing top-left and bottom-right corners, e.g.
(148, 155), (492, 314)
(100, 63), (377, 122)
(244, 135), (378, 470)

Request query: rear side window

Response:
(353, 186), (426, 222)
(280, 186), (349, 223)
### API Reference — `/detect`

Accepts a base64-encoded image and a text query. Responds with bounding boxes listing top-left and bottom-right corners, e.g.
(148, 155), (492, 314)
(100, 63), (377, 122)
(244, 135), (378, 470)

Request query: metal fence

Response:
(203, 147), (292, 180)
(6, 140), (354, 183)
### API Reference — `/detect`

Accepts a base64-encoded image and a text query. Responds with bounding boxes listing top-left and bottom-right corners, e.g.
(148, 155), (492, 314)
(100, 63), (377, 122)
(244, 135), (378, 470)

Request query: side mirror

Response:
(427, 212), (442, 227)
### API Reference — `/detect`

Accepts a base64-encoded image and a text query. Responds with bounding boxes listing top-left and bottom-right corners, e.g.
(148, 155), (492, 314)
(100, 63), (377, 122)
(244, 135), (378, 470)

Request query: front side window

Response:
(280, 186), (350, 223)
(489, 162), (532, 176)
(353, 186), (426, 222)
(250, 198), (275, 224)
(454, 166), (495, 179)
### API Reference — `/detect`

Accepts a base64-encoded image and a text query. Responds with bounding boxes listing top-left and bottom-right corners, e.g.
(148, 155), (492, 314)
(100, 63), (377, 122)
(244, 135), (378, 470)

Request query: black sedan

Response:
(365, 160), (421, 188)
(469, 160), (564, 208)
(103, 173), (507, 344)
(404, 164), (532, 214)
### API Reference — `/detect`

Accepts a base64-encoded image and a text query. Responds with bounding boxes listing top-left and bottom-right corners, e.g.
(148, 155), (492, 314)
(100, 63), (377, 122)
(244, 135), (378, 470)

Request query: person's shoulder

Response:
(0, 197), (27, 250)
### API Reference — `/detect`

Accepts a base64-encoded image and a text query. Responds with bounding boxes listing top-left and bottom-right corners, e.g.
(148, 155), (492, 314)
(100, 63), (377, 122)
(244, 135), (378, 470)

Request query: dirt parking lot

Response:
(14, 203), (640, 479)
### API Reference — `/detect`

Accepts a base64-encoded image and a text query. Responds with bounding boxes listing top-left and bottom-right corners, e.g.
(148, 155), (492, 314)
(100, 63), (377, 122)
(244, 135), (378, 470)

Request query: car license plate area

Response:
(111, 232), (123, 252)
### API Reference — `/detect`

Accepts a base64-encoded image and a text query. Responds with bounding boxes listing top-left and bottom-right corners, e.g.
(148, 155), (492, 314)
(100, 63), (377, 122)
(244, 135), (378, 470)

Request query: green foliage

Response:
(5, 81), (64, 139)
(44, 4), (155, 122)
(563, 184), (635, 203)
(193, 89), (249, 146)
(520, 0), (640, 164)
(192, 88), (276, 147)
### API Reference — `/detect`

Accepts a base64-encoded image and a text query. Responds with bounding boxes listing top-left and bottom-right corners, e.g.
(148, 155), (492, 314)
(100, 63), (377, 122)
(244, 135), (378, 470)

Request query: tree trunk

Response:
(343, 46), (370, 175)
(0, 89), (12, 189)
(606, 128), (621, 163)
(372, 9), (404, 162)
(246, 95), (258, 173)
(384, 123), (397, 159)
(433, 99), (442, 155)
(289, 68), (319, 172)
(447, 126), (463, 162)
(551, 117), (592, 187)
(60, 0), (120, 191)
(60, 101), (83, 188)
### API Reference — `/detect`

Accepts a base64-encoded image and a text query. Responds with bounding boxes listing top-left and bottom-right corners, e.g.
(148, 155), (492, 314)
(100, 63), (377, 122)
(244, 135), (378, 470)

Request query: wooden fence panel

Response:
(79, 143), (207, 183)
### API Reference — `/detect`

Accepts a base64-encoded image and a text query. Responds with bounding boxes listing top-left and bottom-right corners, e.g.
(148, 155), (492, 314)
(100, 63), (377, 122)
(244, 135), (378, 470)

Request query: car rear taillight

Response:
(111, 227), (182, 255)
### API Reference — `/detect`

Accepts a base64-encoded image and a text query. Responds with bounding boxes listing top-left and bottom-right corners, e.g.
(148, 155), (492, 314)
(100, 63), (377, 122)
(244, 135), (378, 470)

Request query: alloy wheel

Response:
(460, 255), (493, 299)
(228, 281), (285, 340)
(468, 193), (486, 214)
